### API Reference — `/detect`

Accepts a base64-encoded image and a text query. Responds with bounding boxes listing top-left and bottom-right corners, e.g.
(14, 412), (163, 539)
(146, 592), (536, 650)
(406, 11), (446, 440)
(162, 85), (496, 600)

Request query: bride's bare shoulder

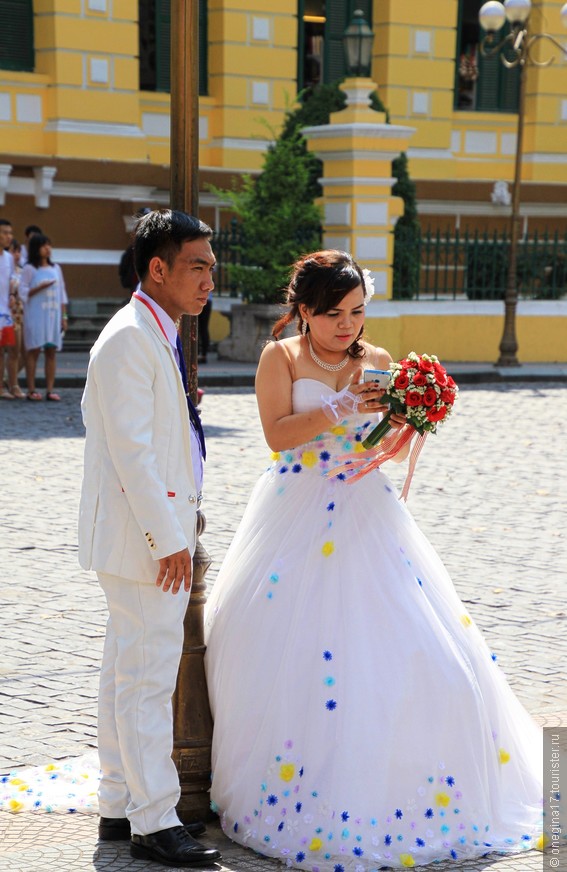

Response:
(361, 341), (393, 369)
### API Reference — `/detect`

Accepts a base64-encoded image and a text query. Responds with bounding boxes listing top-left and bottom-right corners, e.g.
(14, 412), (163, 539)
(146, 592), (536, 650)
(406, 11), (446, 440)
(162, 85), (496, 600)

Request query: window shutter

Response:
(324, 0), (373, 85)
(154, 0), (207, 95)
(0, 0), (34, 72)
(477, 24), (520, 112)
(198, 0), (207, 96)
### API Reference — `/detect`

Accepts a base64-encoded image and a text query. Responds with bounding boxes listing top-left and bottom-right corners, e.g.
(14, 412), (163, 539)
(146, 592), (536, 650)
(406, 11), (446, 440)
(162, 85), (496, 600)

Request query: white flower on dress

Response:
(362, 268), (375, 304)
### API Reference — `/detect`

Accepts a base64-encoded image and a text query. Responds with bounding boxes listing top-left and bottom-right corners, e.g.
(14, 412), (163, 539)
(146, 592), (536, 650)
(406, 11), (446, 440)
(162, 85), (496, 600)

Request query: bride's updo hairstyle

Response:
(272, 250), (366, 359)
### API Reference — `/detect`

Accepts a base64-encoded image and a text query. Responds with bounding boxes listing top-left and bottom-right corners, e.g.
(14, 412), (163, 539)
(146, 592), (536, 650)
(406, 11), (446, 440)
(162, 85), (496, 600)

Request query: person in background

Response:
(19, 233), (68, 401)
(19, 224), (43, 268)
(0, 219), (17, 399)
(5, 239), (25, 398)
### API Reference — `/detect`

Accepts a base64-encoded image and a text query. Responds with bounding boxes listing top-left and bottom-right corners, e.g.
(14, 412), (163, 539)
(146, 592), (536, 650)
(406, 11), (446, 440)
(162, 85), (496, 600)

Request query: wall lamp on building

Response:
(342, 9), (374, 77)
(479, 0), (567, 366)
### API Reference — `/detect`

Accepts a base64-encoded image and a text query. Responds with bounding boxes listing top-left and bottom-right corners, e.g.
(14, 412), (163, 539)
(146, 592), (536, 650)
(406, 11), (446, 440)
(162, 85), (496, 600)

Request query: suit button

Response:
(188, 495), (197, 503)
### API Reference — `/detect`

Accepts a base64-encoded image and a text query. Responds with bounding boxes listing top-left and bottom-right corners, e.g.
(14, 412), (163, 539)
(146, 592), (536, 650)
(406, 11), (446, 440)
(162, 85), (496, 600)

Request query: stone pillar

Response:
(302, 78), (416, 300)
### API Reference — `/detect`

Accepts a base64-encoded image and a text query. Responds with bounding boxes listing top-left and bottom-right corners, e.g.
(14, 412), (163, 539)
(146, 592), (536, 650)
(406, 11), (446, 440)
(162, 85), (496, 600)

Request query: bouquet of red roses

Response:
(363, 351), (458, 448)
(328, 352), (458, 500)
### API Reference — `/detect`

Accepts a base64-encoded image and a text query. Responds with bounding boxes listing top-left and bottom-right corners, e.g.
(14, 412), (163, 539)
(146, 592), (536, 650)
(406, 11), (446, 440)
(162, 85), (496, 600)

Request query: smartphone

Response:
(363, 369), (390, 391)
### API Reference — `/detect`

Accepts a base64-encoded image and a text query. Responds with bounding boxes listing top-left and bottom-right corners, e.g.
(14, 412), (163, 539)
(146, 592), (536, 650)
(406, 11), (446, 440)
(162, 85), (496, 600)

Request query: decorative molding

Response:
(0, 164), (13, 207)
(303, 122), (416, 140)
(44, 119), (144, 138)
(209, 137), (272, 152)
(252, 16), (270, 41)
(464, 131), (497, 155)
(52, 248), (122, 265)
(412, 92), (430, 115)
(16, 94), (42, 124)
(356, 202), (389, 226)
(355, 236), (388, 261)
(0, 93), (11, 122)
(414, 30), (432, 54)
(365, 300), (567, 317)
(320, 177), (396, 188)
(324, 203), (351, 226)
(407, 147), (454, 160)
(33, 166), (57, 208)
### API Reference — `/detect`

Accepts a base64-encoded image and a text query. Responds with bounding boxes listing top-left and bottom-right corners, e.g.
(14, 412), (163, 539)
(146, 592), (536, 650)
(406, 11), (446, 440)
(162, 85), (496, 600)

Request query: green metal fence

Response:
(393, 226), (567, 301)
(212, 222), (567, 301)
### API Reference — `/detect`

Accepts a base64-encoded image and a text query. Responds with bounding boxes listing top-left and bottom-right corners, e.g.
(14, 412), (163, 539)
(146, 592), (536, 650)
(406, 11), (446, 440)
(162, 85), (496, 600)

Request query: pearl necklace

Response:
(307, 336), (349, 372)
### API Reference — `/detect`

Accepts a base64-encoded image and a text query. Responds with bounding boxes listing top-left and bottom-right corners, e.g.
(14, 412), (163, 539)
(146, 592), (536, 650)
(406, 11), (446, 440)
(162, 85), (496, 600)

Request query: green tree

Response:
(213, 131), (322, 303)
(392, 153), (421, 299)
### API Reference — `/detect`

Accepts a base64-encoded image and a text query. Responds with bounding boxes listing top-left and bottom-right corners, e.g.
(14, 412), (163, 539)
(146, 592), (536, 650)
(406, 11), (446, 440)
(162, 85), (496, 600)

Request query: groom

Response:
(79, 209), (221, 867)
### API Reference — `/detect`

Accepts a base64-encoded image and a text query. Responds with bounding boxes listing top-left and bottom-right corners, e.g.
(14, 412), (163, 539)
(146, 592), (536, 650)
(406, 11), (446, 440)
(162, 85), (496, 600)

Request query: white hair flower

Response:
(362, 268), (375, 304)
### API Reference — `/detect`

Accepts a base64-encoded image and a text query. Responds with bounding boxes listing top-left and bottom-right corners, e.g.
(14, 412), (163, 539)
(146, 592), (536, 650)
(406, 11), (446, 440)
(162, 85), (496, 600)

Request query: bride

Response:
(204, 250), (543, 870)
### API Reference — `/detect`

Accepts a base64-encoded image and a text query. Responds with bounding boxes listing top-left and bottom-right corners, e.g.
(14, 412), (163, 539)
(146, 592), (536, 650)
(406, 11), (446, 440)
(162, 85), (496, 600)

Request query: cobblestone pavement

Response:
(0, 385), (565, 871)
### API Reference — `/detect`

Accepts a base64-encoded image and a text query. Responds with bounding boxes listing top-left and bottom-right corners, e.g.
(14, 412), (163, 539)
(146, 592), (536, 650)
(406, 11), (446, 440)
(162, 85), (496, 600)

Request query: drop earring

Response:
(301, 319), (308, 336)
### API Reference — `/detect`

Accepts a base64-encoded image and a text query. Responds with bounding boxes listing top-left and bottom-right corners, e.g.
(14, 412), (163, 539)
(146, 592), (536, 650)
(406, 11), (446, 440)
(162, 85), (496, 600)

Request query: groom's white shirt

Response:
(78, 294), (199, 584)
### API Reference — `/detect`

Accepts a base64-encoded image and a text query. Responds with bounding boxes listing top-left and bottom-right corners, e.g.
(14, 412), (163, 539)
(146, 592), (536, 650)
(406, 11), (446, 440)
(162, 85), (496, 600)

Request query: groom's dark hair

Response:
(134, 209), (213, 281)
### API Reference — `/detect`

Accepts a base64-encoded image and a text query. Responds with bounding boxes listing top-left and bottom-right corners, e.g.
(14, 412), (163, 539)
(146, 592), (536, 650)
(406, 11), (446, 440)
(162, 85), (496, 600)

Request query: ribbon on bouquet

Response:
(325, 424), (427, 501)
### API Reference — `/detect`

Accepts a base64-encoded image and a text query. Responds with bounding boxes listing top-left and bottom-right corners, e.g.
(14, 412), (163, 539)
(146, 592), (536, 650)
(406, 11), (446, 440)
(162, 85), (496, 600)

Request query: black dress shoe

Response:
(99, 816), (206, 841)
(131, 825), (221, 867)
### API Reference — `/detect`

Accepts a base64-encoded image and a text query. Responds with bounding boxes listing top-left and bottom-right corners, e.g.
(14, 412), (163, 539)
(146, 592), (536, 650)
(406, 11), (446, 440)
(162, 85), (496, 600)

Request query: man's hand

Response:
(156, 548), (192, 594)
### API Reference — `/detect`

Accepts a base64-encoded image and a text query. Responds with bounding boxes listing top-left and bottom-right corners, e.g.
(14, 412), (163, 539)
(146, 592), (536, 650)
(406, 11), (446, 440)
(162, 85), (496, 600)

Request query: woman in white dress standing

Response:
(20, 233), (68, 401)
(204, 250), (543, 870)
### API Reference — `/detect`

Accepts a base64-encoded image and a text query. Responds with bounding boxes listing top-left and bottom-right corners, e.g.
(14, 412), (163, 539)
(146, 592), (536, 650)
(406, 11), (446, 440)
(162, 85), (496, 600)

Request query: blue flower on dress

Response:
(451, 849), (458, 859)
(491, 653), (498, 661)
(355, 433), (362, 441)
(521, 835), (532, 842)
(292, 464), (302, 474)
(341, 811), (349, 822)
(416, 577), (423, 587)
(446, 776), (455, 786)
(385, 484), (392, 493)
(384, 835), (392, 846)
(341, 828), (350, 839)
(299, 767), (304, 777)
(323, 650), (333, 661)
(295, 802), (302, 813)
(425, 808), (434, 818)
(395, 809), (403, 819)
(267, 795), (278, 806)
(279, 466), (288, 475)
(296, 852), (305, 862)
(416, 838), (425, 847)
(353, 847), (363, 856)
(264, 835), (270, 842)
(334, 865), (345, 872)
(320, 451), (331, 462)
(337, 473), (346, 481)
(324, 676), (336, 686)
(327, 502), (335, 512)
(278, 822), (284, 831)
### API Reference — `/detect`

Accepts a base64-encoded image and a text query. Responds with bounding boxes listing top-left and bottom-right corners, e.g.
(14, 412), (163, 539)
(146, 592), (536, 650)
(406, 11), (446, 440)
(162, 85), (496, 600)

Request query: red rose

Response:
(426, 406), (447, 422)
(412, 372), (427, 387)
(423, 387), (437, 406)
(401, 357), (418, 370)
(405, 390), (423, 407)
(394, 372), (410, 390)
(419, 357), (434, 373)
(440, 388), (455, 405)
(446, 375), (456, 388)
(433, 363), (448, 386)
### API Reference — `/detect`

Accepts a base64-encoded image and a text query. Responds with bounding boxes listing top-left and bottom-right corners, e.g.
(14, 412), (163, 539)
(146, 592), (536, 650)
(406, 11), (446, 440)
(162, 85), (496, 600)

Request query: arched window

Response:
(298, 0), (373, 91)
(455, 0), (519, 112)
(0, 0), (34, 72)
(139, 0), (208, 95)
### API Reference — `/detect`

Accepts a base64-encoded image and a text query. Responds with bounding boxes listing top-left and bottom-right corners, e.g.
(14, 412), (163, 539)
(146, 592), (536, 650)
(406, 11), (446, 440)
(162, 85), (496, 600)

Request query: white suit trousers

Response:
(97, 572), (190, 835)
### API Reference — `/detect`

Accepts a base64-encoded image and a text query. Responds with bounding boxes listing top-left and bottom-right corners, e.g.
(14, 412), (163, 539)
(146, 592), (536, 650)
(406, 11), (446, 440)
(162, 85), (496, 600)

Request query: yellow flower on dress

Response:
(460, 614), (472, 628)
(279, 763), (295, 782)
(8, 799), (24, 813)
(9, 778), (23, 785)
(354, 442), (366, 453)
(44, 764), (58, 771)
(435, 792), (451, 807)
(535, 833), (549, 851)
(330, 426), (346, 436)
(301, 451), (318, 468)
(309, 838), (323, 851)
(18, 784), (29, 792)
(399, 854), (416, 867)
(499, 748), (510, 764)
(271, 451), (280, 461)
(322, 541), (335, 557)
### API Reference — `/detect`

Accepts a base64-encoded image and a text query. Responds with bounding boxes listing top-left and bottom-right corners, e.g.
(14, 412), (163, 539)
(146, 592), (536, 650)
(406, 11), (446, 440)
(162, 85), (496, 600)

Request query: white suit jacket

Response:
(78, 296), (199, 584)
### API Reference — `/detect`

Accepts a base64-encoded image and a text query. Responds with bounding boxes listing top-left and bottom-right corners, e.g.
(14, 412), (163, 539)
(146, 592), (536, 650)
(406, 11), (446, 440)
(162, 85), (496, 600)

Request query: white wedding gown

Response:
(204, 378), (543, 870)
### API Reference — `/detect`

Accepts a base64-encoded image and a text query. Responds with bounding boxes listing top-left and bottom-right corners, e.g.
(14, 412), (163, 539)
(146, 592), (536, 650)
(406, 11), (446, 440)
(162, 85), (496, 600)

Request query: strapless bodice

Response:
(267, 378), (378, 480)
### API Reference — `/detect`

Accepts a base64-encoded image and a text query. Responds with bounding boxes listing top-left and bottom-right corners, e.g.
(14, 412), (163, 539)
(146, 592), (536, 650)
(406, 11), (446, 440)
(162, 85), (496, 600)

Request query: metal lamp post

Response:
(478, 0), (567, 366)
(170, 0), (214, 822)
(343, 9), (374, 77)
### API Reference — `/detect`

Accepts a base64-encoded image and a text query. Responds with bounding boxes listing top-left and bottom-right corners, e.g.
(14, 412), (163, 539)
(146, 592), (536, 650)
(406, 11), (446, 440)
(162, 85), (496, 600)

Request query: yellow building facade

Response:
(1, 0), (566, 360)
